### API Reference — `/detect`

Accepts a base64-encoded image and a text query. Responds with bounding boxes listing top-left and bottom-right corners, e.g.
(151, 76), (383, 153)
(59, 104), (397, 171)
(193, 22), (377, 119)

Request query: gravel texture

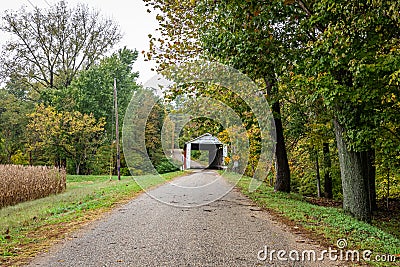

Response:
(28, 170), (341, 267)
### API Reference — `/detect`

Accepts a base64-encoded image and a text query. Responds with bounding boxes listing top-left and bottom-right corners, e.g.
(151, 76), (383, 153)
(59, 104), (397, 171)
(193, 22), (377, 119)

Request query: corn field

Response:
(0, 165), (66, 208)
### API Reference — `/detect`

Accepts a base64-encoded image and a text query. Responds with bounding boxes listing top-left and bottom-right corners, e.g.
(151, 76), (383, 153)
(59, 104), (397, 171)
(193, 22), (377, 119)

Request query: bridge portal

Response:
(183, 133), (227, 170)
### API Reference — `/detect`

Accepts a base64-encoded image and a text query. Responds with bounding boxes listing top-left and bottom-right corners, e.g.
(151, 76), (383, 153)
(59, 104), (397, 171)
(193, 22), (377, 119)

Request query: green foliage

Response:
(295, 0), (400, 152)
(155, 157), (180, 174)
(287, 138), (342, 198)
(0, 89), (32, 164)
(83, 144), (113, 175)
(27, 104), (106, 174)
(10, 150), (29, 165)
(146, 97), (181, 174)
(67, 47), (140, 136)
(191, 150), (201, 160)
(123, 87), (181, 175)
(376, 167), (400, 200)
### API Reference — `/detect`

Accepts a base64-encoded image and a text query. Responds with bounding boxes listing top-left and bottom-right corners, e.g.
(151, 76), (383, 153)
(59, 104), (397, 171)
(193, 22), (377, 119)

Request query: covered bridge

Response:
(183, 133), (227, 170)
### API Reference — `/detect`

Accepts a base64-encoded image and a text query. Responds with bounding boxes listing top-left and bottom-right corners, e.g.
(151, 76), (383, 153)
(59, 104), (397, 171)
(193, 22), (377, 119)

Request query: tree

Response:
(143, 0), (201, 71)
(123, 88), (179, 175)
(289, 0), (400, 221)
(27, 104), (105, 174)
(67, 47), (140, 136)
(323, 142), (333, 199)
(145, 0), (293, 192)
(0, 89), (31, 163)
(146, 0), (400, 221)
(280, 73), (336, 198)
(0, 0), (121, 91)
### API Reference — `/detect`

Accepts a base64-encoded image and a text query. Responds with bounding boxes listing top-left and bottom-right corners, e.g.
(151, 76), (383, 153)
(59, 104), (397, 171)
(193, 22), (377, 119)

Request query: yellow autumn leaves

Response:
(27, 104), (106, 174)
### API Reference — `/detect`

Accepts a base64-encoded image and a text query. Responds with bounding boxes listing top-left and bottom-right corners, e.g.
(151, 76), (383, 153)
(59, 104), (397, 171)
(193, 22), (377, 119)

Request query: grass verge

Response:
(0, 171), (185, 266)
(222, 171), (400, 267)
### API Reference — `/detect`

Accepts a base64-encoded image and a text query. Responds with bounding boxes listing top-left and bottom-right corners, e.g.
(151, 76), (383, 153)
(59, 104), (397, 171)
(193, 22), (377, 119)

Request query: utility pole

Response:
(171, 122), (175, 154)
(113, 78), (121, 180)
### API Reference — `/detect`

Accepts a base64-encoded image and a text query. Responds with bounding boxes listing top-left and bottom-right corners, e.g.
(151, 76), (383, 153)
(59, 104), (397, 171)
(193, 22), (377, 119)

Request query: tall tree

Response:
(67, 47), (140, 136)
(323, 142), (333, 199)
(0, 89), (31, 163)
(0, 0), (121, 90)
(144, 0), (293, 192)
(290, 0), (400, 221)
(145, 0), (400, 221)
(123, 88), (179, 174)
(27, 104), (105, 174)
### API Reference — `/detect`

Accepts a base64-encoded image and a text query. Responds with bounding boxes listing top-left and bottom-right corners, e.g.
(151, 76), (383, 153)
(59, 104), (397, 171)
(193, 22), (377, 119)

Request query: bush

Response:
(155, 158), (180, 174)
(0, 165), (66, 208)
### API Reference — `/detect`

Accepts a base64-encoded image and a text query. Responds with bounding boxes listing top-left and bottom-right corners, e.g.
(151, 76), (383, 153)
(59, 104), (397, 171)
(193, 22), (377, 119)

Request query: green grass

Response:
(372, 205), (400, 240)
(0, 171), (185, 266)
(2, 170), (399, 266)
(222, 171), (400, 267)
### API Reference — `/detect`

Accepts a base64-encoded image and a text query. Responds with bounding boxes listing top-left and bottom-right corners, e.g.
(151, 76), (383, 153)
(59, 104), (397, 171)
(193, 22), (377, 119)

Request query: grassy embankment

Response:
(0, 171), (185, 266)
(222, 171), (400, 267)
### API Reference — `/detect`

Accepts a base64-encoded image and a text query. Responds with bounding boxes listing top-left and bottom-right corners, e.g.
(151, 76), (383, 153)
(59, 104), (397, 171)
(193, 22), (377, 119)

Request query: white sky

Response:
(0, 0), (159, 85)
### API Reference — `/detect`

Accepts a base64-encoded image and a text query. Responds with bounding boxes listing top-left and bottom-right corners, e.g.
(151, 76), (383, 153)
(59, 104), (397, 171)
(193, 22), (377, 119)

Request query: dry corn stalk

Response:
(0, 165), (66, 208)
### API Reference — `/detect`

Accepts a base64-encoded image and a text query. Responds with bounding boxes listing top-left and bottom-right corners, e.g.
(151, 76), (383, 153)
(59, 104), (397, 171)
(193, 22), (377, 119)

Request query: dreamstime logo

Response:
(257, 238), (398, 263)
(336, 238), (347, 249)
(122, 60), (276, 207)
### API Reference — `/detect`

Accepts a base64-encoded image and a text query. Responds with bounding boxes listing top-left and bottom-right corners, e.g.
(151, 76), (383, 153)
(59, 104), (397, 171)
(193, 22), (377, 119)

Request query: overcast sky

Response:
(0, 0), (159, 85)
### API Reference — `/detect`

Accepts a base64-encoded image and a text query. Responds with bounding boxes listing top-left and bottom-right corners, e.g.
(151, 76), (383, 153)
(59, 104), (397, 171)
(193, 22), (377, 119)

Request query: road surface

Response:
(28, 170), (340, 267)
(170, 148), (206, 169)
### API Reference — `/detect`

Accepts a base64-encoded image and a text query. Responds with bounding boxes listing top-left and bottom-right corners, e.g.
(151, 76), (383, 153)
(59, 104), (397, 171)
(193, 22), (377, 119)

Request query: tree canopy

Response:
(0, 0), (121, 90)
(0, 1), (142, 176)
(27, 104), (105, 175)
(145, 0), (400, 221)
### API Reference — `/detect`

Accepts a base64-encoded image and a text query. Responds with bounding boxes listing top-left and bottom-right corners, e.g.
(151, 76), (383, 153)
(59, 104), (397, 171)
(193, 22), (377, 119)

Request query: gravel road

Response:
(28, 170), (341, 267)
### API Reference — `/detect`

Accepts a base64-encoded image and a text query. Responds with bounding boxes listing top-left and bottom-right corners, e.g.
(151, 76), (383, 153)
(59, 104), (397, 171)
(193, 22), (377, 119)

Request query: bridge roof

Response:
(185, 133), (223, 145)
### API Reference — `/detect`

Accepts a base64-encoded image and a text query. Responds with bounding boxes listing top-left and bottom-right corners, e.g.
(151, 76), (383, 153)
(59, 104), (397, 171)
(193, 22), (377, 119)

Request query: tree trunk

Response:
(323, 142), (333, 199)
(61, 158), (67, 169)
(386, 168), (390, 211)
(75, 163), (80, 175)
(315, 149), (321, 197)
(361, 150), (377, 211)
(269, 173), (274, 187)
(29, 150), (33, 166)
(265, 78), (290, 193)
(272, 100), (291, 193)
(7, 152), (12, 164)
(334, 119), (371, 222)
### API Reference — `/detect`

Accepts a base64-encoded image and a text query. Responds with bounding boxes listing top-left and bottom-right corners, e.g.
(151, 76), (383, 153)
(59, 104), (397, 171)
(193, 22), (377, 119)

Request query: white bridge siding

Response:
(183, 133), (227, 170)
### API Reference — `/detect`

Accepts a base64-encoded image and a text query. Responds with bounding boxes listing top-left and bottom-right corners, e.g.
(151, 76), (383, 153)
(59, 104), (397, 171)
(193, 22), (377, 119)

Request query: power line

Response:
(43, 0), (51, 7)
(25, 0), (52, 9)
(25, 0), (37, 9)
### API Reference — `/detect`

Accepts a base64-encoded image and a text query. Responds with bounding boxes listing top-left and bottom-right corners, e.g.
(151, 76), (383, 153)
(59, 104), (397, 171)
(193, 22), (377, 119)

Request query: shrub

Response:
(0, 165), (66, 208)
(155, 158), (180, 174)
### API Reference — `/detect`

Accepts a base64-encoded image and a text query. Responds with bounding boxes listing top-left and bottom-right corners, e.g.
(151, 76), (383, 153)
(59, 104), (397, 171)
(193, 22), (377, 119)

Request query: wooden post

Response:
(114, 78), (121, 180)
(315, 149), (321, 198)
(183, 145), (186, 170)
(171, 124), (175, 152)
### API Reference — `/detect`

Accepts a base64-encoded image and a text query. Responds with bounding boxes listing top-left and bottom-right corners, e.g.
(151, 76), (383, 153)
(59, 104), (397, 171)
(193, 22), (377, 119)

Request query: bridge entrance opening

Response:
(183, 133), (227, 170)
